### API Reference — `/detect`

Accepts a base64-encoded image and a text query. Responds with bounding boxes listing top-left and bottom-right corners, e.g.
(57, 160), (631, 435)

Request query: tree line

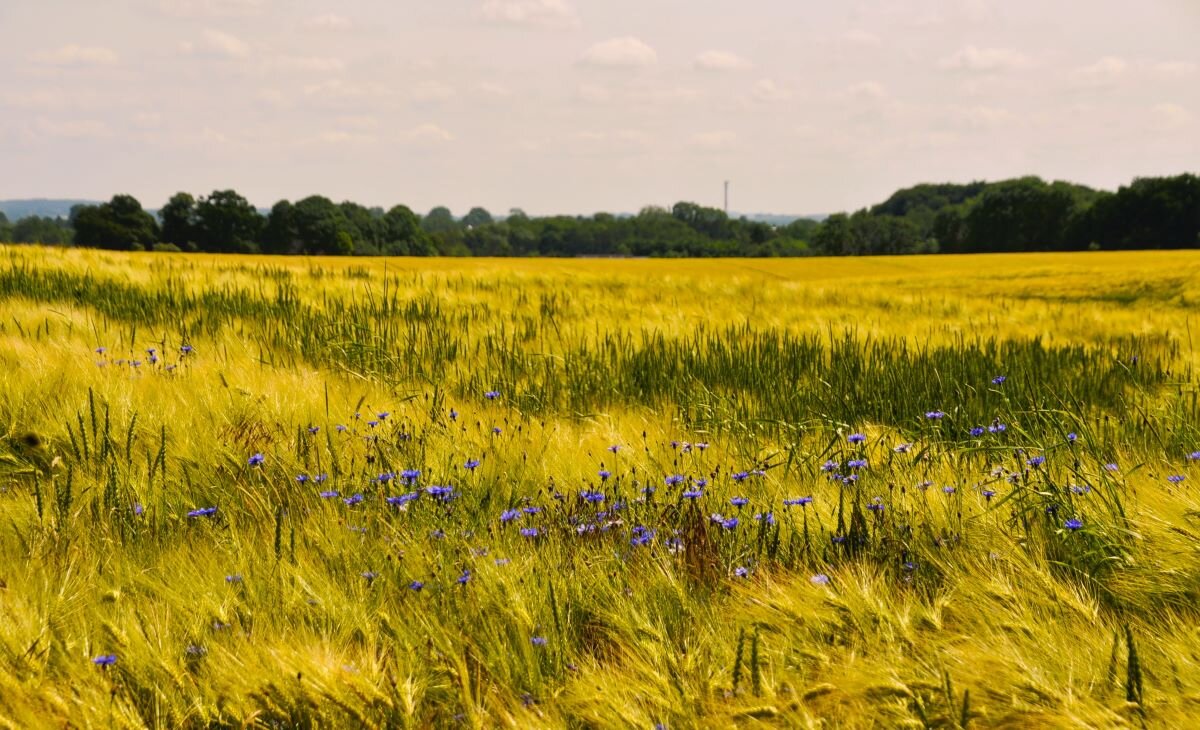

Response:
(1, 173), (1196, 256)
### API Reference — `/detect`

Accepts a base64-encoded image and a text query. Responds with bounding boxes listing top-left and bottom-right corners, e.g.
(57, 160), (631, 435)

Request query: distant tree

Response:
(73, 195), (159, 250)
(0, 211), (11, 243)
(421, 206), (458, 234)
(292, 196), (354, 255)
(194, 190), (263, 253)
(382, 205), (434, 255)
(12, 216), (72, 245)
(462, 206), (494, 228)
(261, 200), (298, 254)
(160, 192), (198, 249)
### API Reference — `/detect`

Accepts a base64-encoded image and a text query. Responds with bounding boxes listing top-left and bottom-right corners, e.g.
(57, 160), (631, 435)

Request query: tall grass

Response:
(1, 245), (1200, 727)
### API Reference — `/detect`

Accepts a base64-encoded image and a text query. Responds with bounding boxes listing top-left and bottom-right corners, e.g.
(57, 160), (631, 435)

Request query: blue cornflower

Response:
(449, 408), (458, 420)
(92, 654), (117, 667)
(400, 469), (421, 483)
(731, 471), (750, 482)
(464, 458), (480, 470)
(848, 433), (866, 444)
(664, 474), (685, 486)
(362, 571), (377, 582)
(1027, 456), (1045, 467)
(430, 529), (445, 539)
(377, 472), (395, 483)
(484, 391), (500, 400)
(500, 509), (520, 523)
(925, 410), (946, 420)
(520, 527), (539, 538)
(307, 426), (319, 435)
(456, 569), (471, 585)
(992, 375), (1006, 385)
(1104, 463), (1119, 471)
(181, 344), (194, 355)
(336, 424), (347, 433)
(730, 496), (748, 507)
(982, 489), (996, 501)
(425, 485), (455, 501)
(943, 486), (956, 494)
(1067, 432), (1078, 443)
(320, 490), (340, 499)
(296, 474), (308, 483)
(696, 442), (709, 451)
(721, 517), (738, 530)
(133, 503), (144, 516)
(312, 474), (327, 483)
(831, 535), (847, 544)
(188, 507), (217, 518)
(367, 420), (379, 428)
(343, 493), (364, 506)
(810, 573), (830, 585)
(492, 426), (502, 435)
(377, 411), (390, 421)
(1189, 451), (1200, 461)
(630, 525), (655, 546)
(608, 444), (620, 453)
(1064, 518), (1083, 530)
(95, 346), (107, 354)
(847, 458), (868, 470)
(754, 512), (775, 525)
(531, 636), (547, 646)
(409, 581), (424, 591)
(225, 574), (242, 583)
(784, 496), (813, 507)
(734, 567), (749, 578)
(1168, 474), (1186, 483)
(598, 469), (611, 481)
(970, 427), (985, 437)
(248, 453), (264, 467)
(894, 443), (912, 453)
(867, 498), (885, 513)
(580, 490), (605, 504)
(523, 506), (542, 515)
(682, 488), (703, 499)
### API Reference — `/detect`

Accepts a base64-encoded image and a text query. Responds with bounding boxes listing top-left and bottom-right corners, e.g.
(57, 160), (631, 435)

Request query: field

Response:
(2, 246), (1200, 728)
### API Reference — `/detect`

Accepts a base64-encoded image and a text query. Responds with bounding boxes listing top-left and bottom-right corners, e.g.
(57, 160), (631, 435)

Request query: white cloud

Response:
(1150, 61), (1197, 77)
(688, 131), (737, 151)
(35, 118), (112, 139)
(752, 79), (791, 102)
(948, 104), (1016, 130)
(1069, 56), (1126, 86)
(693, 50), (752, 72)
(268, 56), (345, 73)
(335, 115), (379, 130)
(479, 82), (512, 97)
(316, 130), (375, 145)
(843, 81), (886, 101)
(480, 0), (579, 29)
(404, 123), (454, 144)
(939, 45), (1032, 72)
(183, 29), (250, 59)
(33, 45), (118, 67)
(1149, 103), (1193, 132)
(579, 37), (657, 68)
(411, 81), (457, 103)
(155, 0), (266, 18)
(131, 112), (164, 129)
(842, 29), (880, 45)
(305, 13), (352, 31)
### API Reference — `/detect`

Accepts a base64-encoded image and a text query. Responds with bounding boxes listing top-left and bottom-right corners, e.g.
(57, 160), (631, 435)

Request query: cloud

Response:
(751, 79), (791, 102)
(693, 50), (752, 72)
(1069, 56), (1126, 86)
(947, 104), (1016, 130)
(155, 0), (266, 18)
(939, 45), (1031, 72)
(1150, 61), (1197, 78)
(404, 123), (454, 144)
(305, 13), (352, 31)
(842, 29), (880, 45)
(1149, 103), (1193, 132)
(34, 118), (112, 139)
(479, 82), (512, 97)
(33, 45), (118, 67)
(335, 115), (379, 130)
(410, 81), (457, 103)
(579, 37), (657, 68)
(688, 131), (737, 151)
(843, 81), (886, 101)
(480, 0), (579, 29)
(182, 29), (250, 59)
(268, 56), (345, 73)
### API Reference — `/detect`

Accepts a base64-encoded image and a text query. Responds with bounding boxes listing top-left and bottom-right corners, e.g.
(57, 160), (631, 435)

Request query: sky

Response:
(0, 0), (1197, 216)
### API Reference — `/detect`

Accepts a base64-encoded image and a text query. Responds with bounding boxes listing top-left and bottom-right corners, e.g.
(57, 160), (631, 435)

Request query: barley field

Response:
(2, 246), (1200, 728)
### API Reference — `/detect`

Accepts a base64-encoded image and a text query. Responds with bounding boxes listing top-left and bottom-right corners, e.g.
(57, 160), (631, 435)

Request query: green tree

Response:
(160, 192), (198, 249)
(462, 206), (494, 228)
(194, 190), (263, 253)
(73, 195), (160, 250)
(421, 206), (458, 234)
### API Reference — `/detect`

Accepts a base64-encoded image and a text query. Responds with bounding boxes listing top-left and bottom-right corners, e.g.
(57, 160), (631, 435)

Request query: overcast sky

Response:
(1, 0), (1197, 215)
